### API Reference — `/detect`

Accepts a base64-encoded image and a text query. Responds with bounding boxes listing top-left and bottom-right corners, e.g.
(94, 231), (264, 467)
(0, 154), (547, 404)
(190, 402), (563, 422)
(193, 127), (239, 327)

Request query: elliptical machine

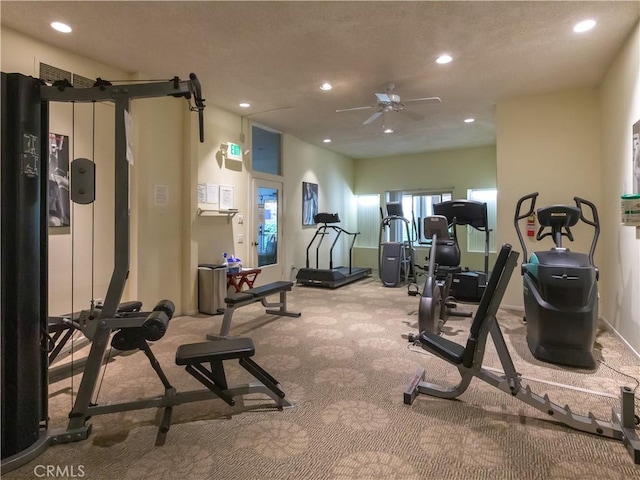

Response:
(411, 215), (471, 334)
(379, 202), (417, 287)
(514, 192), (600, 369)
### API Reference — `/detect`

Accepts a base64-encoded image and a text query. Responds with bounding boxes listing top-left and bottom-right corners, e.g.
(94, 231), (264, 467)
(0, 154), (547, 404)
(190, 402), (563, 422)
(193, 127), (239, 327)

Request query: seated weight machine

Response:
(404, 244), (640, 465)
(1, 72), (290, 473)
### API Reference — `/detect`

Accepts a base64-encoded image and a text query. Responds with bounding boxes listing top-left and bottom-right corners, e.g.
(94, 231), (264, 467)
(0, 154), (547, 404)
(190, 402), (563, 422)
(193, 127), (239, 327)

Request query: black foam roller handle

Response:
(142, 311), (170, 342)
(153, 299), (175, 320)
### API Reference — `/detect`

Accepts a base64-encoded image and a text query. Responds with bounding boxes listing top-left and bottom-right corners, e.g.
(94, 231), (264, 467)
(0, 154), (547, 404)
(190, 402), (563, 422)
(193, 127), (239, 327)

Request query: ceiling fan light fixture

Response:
(320, 82), (333, 91)
(436, 54), (452, 64)
(573, 19), (596, 33)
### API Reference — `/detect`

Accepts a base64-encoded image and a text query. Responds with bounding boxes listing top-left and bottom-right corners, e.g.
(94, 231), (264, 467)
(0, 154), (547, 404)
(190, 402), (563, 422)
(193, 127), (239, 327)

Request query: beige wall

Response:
(282, 134), (356, 276)
(599, 21), (640, 352)
(176, 101), (358, 311)
(353, 146), (497, 271)
(496, 89), (602, 310)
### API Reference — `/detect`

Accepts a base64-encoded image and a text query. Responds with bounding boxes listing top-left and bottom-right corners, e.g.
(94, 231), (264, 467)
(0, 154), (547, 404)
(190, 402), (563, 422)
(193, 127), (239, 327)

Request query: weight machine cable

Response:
(70, 102), (76, 409)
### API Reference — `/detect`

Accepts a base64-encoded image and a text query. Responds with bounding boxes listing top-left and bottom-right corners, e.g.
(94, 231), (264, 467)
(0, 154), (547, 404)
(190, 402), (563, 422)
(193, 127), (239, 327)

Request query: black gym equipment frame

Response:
(1, 72), (205, 473)
(404, 244), (640, 465)
(433, 200), (490, 302)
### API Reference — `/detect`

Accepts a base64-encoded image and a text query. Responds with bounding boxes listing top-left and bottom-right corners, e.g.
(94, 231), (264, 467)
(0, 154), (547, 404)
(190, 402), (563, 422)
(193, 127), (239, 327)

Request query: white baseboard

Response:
(600, 316), (640, 361)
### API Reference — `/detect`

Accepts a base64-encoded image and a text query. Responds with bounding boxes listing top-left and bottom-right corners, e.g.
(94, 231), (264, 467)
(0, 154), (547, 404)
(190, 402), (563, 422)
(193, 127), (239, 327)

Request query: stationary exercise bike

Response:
(410, 215), (471, 335)
(514, 192), (600, 369)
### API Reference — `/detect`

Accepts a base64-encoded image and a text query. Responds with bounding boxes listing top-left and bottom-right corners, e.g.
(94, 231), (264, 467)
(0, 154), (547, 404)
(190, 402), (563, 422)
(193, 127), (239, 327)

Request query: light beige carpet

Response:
(5, 277), (640, 479)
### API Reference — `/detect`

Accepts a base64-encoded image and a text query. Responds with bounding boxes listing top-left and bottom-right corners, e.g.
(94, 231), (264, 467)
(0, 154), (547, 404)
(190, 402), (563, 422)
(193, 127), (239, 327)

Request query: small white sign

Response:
(197, 183), (207, 203)
(219, 185), (234, 210)
(124, 110), (134, 165)
(154, 185), (169, 207)
(206, 183), (219, 204)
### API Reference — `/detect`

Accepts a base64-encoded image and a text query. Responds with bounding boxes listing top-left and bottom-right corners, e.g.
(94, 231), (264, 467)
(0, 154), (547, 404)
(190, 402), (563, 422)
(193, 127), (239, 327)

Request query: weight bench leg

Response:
(185, 364), (236, 406)
(263, 291), (301, 318)
(239, 357), (285, 399)
(206, 306), (236, 340)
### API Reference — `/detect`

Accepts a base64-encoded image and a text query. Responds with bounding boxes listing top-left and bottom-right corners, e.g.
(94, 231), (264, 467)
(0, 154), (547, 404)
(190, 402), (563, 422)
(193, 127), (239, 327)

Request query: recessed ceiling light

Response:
(573, 19), (596, 33)
(320, 83), (332, 91)
(239, 102), (251, 108)
(383, 128), (394, 134)
(323, 138), (332, 143)
(464, 118), (475, 123)
(436, 54), (453, 64)
(51, 22), (72, 33)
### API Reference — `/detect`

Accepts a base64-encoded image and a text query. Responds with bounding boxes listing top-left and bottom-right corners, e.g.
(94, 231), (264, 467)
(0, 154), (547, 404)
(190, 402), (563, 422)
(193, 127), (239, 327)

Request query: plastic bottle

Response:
(222, 253), (228, 271)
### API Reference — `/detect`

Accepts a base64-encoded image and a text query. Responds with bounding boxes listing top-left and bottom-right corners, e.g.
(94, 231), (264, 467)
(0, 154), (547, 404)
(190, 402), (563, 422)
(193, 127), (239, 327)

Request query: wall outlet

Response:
(238, 234), (244, 244)
(237, 214), (244, 225)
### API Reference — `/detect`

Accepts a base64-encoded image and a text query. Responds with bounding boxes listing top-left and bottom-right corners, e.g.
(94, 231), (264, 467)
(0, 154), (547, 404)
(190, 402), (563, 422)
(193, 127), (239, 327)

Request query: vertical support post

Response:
(67, 95), (132, 430)
(1, 73), (48, 462)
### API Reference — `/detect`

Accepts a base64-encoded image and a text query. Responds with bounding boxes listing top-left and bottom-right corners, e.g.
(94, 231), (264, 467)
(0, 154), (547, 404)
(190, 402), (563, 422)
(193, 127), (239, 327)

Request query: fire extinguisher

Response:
(527, 213), (536, 237)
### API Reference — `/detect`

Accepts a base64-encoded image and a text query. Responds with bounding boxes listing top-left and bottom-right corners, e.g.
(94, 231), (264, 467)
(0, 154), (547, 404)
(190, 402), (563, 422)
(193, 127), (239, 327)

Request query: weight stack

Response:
(1, 72), (49, 462)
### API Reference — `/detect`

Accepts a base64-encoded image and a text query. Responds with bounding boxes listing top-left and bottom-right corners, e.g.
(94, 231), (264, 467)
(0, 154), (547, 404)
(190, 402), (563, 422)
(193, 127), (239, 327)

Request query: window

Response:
(252, 125), (281, 176)
(355, 194), (380, 248)
(385, 190), (453, 244)
(467, 188), (497, 253)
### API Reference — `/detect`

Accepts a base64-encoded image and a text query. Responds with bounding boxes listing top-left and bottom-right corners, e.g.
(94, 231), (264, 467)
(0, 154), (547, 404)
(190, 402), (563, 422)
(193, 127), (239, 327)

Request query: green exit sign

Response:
(227, 142), (242, 161)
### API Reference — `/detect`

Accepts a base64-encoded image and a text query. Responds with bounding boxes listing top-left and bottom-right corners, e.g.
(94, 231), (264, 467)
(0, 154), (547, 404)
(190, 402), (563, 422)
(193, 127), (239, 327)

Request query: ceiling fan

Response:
(336, 83), (441, 125)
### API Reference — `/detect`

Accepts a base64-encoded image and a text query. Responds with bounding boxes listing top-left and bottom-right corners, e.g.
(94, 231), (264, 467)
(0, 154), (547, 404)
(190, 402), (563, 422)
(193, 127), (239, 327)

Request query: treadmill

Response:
(296, 213), (372, 288)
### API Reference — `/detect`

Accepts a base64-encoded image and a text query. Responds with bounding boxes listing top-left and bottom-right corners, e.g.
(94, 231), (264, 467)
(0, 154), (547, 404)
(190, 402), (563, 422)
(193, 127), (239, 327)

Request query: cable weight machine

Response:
(1, 72), (205, 473)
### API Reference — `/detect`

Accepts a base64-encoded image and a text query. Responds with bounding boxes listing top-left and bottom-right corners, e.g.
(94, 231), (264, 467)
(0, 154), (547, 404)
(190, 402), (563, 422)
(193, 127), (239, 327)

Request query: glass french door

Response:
(252, 178), (283, 284)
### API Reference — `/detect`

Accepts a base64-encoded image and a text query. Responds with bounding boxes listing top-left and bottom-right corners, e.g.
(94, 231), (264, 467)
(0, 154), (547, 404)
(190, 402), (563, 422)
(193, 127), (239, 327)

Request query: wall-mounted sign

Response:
(224, 142), (243, 162)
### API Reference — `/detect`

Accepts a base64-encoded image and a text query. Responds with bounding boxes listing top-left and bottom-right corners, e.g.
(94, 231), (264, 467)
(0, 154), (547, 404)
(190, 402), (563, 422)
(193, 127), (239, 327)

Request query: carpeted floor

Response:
(5, 276), (640, 479)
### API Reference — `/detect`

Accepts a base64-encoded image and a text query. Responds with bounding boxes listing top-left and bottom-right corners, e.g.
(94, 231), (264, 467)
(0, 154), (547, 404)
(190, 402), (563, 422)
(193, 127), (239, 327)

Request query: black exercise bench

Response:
(175, 337), (290, 409)
(402, 244), (640, 465)
(207, 280), (301, 339)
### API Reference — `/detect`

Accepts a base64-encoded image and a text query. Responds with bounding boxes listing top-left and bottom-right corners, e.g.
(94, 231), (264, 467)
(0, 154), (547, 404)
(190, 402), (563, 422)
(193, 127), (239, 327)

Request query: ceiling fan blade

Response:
(398, 109), (424, 122)
(403, 96), (442, 104)
(363, 111), (383, 125)
(375, 93), (391, 103)
(336, 105), (375, 113)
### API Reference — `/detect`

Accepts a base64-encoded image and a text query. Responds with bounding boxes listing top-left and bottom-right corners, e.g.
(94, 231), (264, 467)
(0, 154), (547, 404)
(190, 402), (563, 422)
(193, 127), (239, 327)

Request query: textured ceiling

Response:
(1, 1), (639, 159)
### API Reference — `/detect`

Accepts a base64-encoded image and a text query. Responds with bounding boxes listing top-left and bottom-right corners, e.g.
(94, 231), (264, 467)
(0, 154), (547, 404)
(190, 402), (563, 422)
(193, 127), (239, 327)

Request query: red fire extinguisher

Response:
(527, 213), (536, 237)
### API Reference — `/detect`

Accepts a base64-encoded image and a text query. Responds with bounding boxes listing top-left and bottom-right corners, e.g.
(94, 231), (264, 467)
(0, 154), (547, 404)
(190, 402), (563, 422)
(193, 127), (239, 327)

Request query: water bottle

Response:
(222, 253), (228, 271)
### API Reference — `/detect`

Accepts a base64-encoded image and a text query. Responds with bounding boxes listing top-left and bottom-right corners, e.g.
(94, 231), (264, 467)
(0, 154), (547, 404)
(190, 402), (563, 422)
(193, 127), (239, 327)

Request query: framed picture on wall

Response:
(634, 120), (640, 194)
(302, 181), (318, 226)
(48, 133), (70, 227)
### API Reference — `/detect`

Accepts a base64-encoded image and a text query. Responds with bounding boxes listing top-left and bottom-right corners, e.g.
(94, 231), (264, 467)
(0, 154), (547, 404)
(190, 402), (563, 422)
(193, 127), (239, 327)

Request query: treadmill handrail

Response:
(305, 223), (360, 272)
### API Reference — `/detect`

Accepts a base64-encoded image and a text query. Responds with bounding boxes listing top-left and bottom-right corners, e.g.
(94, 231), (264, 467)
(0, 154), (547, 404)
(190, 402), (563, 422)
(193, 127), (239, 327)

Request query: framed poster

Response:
(302, 181), (318, 226)
(48, 133), (70, 227)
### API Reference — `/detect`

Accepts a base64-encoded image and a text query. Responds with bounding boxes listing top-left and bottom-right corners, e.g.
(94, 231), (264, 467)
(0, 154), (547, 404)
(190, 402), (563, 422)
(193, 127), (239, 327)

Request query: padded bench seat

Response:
(176, 338), (255, 364)
(418, 331), (465, 365)
(225, 281), (294, 304)
(175, 337), (290, 410)
(210, 281), (301, 339)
